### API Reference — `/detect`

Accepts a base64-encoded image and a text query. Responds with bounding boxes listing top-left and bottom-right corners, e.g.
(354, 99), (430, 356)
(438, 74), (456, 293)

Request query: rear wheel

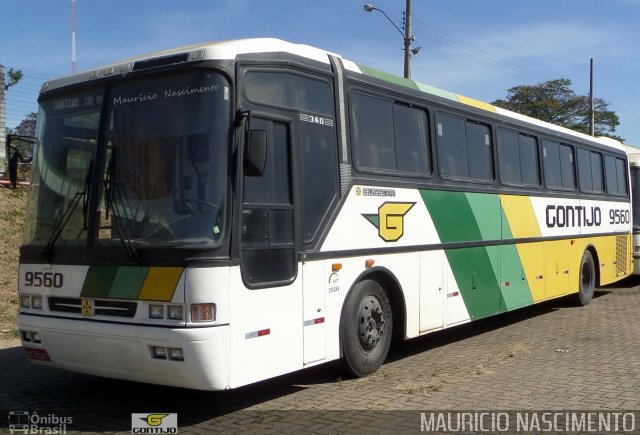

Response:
(576, 250), (595, 306)
(341, 279), (393, 377)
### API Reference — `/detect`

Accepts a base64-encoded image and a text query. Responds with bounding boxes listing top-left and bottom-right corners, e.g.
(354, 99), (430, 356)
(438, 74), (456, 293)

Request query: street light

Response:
(364, 1), (421, 79)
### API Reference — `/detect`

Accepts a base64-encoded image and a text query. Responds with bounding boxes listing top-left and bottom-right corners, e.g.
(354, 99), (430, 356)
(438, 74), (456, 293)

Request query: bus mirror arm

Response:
(245, 130), (267, 177)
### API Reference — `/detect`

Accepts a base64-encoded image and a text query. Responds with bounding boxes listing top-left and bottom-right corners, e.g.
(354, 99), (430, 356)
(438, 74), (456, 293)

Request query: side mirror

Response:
(245, 130), (267, 176)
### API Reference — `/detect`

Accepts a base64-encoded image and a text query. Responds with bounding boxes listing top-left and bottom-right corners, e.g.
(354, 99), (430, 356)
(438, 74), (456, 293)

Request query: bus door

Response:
(239, 67), (339, 367)
(240, 117), (297, 287)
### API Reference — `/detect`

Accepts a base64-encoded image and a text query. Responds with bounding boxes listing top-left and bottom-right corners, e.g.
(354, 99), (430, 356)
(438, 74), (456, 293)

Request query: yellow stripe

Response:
(500, 195), (541, 238)
(456, 94), (497, 113)
(501, 195), (544, 301)
(516, 242), (546, 302)
(138, 267), (183, 302)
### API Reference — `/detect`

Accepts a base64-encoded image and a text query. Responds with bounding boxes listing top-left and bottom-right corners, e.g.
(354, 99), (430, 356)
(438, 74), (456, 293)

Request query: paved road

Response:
(2, 279), (640, 434)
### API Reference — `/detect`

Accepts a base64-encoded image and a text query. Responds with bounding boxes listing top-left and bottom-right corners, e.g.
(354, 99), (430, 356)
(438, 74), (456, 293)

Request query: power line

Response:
(317, 0), (548, 85)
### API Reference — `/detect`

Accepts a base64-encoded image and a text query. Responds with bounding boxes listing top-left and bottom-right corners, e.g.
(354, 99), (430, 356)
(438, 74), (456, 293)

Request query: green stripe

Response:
(499, 244), (534, 309)
(499, 202), (534, 309)
(81, 266), (118, 298)
(421, 190), (505, 319)
(414, 82), (459, 102)
(356, 64), (420, 90)
(108, 266), (149, 300)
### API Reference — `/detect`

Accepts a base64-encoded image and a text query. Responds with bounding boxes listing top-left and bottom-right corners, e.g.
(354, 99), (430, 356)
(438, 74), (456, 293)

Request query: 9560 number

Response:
(24, 271), (63, 288)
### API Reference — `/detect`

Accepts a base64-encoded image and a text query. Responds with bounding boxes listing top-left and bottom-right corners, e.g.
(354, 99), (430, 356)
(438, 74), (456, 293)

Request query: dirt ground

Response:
(0, 185), (28, 341)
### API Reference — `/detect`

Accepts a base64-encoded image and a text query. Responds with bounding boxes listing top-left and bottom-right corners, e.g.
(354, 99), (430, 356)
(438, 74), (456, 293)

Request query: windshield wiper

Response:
(42, 161), (93, 259)
(104, 148), (141, 262)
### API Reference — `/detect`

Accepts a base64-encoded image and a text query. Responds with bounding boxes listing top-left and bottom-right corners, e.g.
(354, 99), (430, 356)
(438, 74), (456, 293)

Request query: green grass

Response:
(0, 186), (28, 340)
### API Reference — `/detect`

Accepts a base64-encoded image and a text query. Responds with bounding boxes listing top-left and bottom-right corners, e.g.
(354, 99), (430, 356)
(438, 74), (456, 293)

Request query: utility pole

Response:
(0, 65), (6, 176)
(403, 0), (412, 80)
(365, 0), (420, 80)
(589, 58), (595, 136)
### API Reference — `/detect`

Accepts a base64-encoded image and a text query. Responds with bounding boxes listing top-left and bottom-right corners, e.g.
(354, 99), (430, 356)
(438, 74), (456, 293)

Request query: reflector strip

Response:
(504, 282), (511, 287)
(245, 328), (271, 339)
(447, 291), (459, 298)
(303, 317), (325, 327)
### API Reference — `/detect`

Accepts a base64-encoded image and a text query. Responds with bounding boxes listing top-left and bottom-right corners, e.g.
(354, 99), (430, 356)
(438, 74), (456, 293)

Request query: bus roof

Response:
(41, 37), (625, 153)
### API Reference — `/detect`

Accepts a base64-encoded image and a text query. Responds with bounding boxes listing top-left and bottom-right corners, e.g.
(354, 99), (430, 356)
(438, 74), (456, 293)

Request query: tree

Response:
(491, 78), (622, 142)
(13, 111), (37, 137)
(4, 68), (23, 90)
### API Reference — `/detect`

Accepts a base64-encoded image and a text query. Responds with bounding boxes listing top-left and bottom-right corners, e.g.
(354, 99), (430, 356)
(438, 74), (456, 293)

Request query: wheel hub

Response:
(358, 295), (385, 352)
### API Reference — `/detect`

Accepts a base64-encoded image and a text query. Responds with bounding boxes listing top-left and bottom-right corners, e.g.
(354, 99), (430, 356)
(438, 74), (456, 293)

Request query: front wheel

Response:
(576, 250), (596, 306)
(341, 279), (393, 377)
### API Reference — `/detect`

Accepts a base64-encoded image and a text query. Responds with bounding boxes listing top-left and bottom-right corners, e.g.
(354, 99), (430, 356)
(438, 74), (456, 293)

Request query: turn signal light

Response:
(191, 304), (216, 322)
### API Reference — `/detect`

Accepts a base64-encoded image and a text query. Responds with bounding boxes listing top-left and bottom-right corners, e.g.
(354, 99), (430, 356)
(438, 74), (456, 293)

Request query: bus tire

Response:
(576, 250), (595, 306)
(341, 279), (393, 377)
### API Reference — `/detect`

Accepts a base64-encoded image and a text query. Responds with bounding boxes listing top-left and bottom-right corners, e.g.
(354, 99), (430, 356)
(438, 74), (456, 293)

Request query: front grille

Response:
(94, 300), (137, 318)
(49, 297), (81, 314)
(48, 297), (137, 318)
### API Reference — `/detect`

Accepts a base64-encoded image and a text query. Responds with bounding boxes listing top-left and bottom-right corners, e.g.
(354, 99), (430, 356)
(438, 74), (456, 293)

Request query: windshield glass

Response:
(24, 90), (102, 246)
(24, 70), (231, 251)
(99, 71), (229, 247)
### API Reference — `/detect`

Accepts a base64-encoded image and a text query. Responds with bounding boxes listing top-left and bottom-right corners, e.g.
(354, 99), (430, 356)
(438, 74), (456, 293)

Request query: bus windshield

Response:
(24, 71), (231, 251)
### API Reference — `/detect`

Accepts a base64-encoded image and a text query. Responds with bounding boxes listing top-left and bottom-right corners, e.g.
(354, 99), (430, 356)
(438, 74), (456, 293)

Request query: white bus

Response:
(16, 39), (632, 390)
(625, 145), (640, 273)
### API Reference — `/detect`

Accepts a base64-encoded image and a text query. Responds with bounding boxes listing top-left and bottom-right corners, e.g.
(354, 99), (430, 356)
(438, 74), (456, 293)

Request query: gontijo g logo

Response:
(362, 202), (415, 242)
(131, 413), (177, 433)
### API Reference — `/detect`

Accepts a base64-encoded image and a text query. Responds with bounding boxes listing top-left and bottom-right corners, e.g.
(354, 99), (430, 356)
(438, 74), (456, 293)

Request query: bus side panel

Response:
(302, 260), (326, 365)
(543, 239), (576, 298)
(500, 195), (546, 302)
(228, 266), (303, 389)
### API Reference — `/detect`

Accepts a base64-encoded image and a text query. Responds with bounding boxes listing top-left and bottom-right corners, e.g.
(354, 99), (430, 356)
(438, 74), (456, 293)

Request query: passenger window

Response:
(543, 140), (574, 190)
(519, 135), (539, 185)
(351, 93), (395, 171)
(497, 129), (520, 184)
(393, 104), (430, 174)
(578, 148), (604, 193)
(466, 121), (493, 181)
(559, 144), (575, 189)
(437, 114), (467, 178)
(605, 155), (628, 196)
(437, 114), (492, 181)
(299, 119), (338, 243)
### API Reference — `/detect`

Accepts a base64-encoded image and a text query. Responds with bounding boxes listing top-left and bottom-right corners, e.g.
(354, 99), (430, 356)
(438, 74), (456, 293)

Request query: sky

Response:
(2, 0), (640, 144)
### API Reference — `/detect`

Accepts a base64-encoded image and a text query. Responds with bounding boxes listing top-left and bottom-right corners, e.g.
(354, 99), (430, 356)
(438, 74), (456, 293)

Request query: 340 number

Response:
(24, 272), (63, 288)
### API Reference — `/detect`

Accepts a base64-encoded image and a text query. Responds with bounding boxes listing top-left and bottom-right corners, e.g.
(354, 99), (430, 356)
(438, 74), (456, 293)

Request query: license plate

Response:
(24, 347), (51, 362)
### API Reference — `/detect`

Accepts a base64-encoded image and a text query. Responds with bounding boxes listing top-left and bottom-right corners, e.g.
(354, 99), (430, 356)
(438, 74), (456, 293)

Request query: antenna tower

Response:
(71, 0), (77, 73)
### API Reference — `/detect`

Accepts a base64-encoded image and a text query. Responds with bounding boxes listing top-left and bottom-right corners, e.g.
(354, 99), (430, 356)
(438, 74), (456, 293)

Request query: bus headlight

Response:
(20, 295), (31, 308)
(32, 296), (43, 310)
(167, 305), (184, 320)
(149, 304), (164, 319)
